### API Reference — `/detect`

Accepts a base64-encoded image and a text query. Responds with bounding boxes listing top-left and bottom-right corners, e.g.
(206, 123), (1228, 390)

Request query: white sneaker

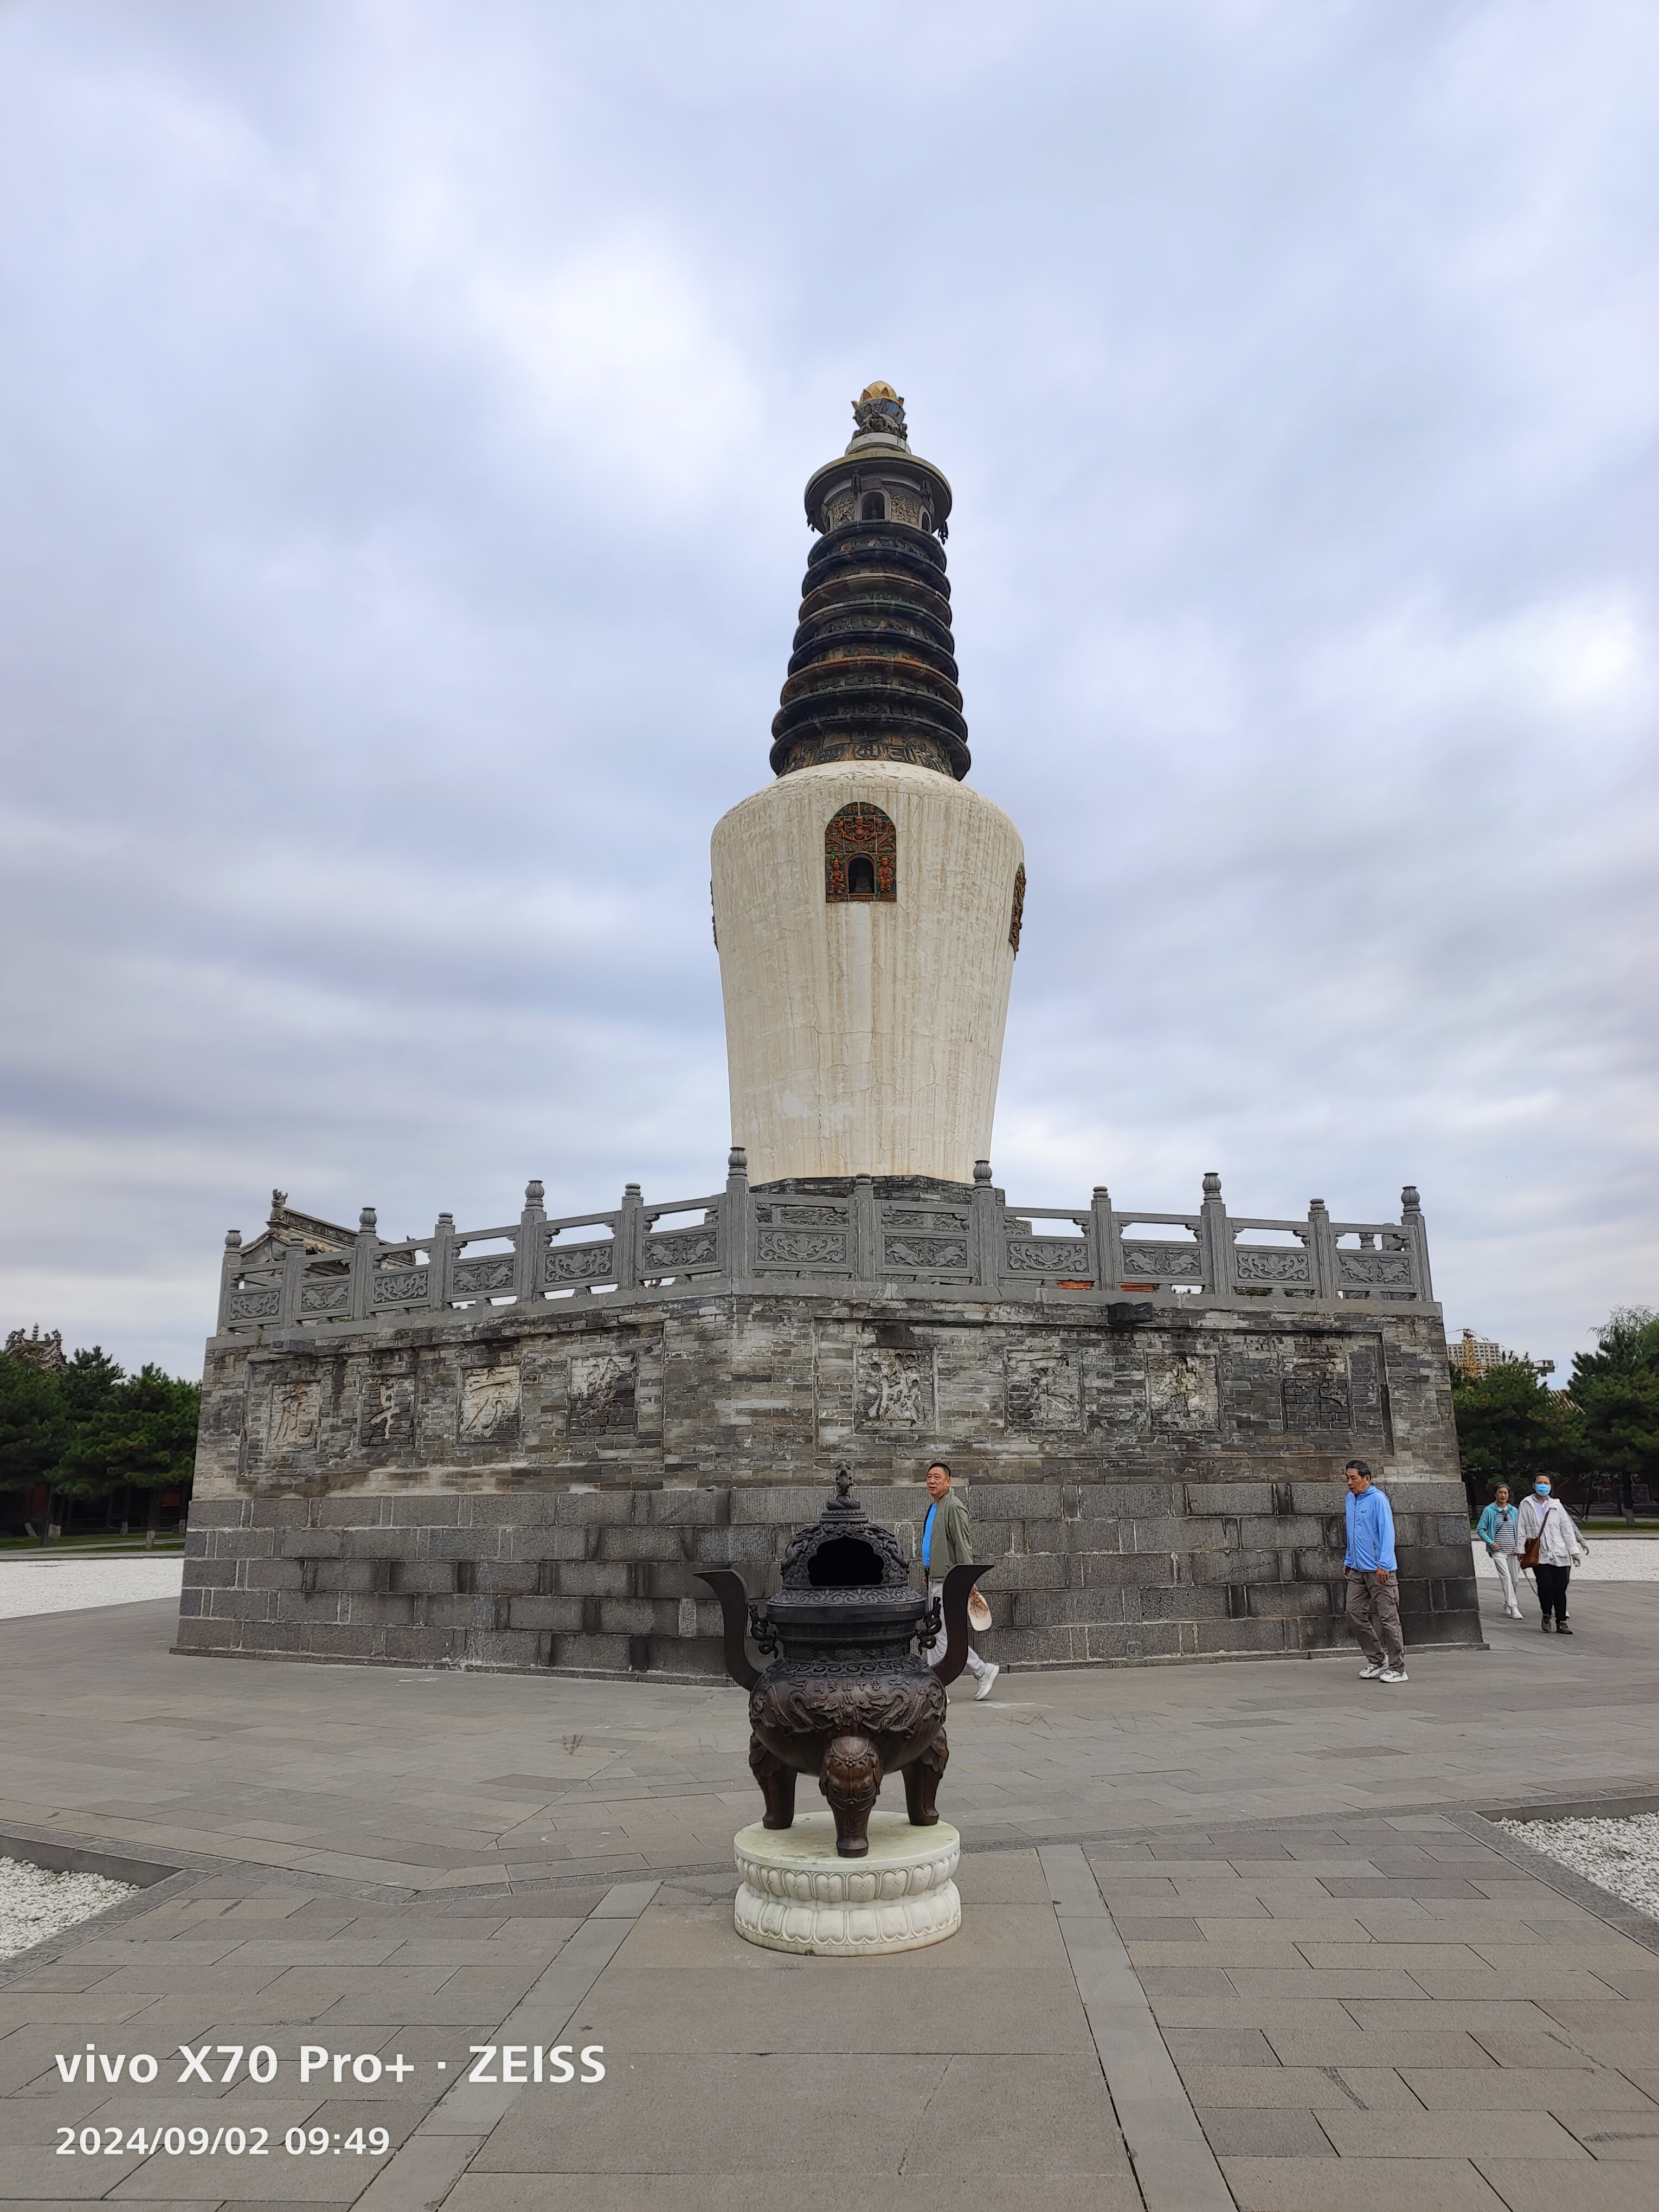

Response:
(974, 1662), (999, 1701)
(1359, 1661), (1385, 1679)
(1379, 1667), (1409, 1684)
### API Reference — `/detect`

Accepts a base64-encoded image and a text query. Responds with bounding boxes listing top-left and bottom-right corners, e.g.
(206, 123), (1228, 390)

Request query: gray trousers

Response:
(1345, 1570), (1405, 1669)
(1490, 1550), (1522, 1612)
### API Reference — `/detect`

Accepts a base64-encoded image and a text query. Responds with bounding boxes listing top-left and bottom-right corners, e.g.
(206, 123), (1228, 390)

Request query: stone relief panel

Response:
(1005, 1348), (1082, 1432)
(1118, 1238), (1203, 1282)
(458, 1364), (521, 1447)
(543, 1242), (615, 1289)
(358, 1369), (415, 1449)
(268, 1380), (321, 1459)
(1337, 1245), (1416, 1291)
(1282, 1362), (1353, 1433)
(1232, 1246), (1313, 1289)
(1083, 1349), (1150, 1433)
(882, 1228), (970, 1274)
(1220, 1353), (1285, 1441)
(453, 1253), (517, 1299)
(1004, 1236), (1090, 1276)
(1146, 1353), (1219, 1433)
(567, 1352), (637, 1441)
(756, 1226), (850, 1267)
(1347, 1342), (1389, 1442)
(641, 1224), (717, 1274)
(854, 1346), (934, 1430)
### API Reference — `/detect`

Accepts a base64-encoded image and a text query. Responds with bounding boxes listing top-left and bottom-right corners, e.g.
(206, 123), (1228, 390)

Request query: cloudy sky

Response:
(2, 0), (1654, 1381)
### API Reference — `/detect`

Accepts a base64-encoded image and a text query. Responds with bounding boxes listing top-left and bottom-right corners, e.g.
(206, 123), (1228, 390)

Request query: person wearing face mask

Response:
(1515, 1476), (1587, 1633)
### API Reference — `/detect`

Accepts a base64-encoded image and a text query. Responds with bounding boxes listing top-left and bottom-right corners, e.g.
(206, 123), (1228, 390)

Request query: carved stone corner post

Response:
(854, 1173), (877, 1280)
(1308, 1198), (1338, 1301)
(278, 1236), (307, 1329)
(348, 1206), (379, 1323)
(217, 1230), (242, 1333)
(428, 1211), (455, 1310)
(972, 1160), (999, 1289)
(614, 1183), (642, 1294)
(1089, 1185), (1118, 1295)
(515, 1180), (546, 1304)
(721, 1148), (751, 1279)
(1199, 1171), (1229, 1295)
(1401, 1185), (1432, 1302)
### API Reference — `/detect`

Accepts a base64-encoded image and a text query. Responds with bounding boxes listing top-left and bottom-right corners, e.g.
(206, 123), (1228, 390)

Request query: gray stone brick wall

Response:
(177, 1291), (1476, 1675)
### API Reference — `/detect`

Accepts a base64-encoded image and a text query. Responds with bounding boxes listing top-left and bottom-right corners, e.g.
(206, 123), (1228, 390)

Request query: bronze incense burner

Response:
(699, 1467), (987, 1857)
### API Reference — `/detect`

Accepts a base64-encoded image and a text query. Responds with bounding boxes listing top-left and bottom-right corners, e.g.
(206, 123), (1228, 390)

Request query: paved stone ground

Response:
(2, 1577), (1657, 2210)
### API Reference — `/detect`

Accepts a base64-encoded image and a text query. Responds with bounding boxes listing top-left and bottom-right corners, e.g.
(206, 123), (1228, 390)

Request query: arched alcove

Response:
(825, 802), (897, 903)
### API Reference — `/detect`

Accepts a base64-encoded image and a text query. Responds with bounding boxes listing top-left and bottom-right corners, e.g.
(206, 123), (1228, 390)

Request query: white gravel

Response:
(1470, 1536), (1659, 1584)
(1497, 1812), (1659, 1921)
(0, 1856), (137, 1958)
(0, 1555), (184, 1620)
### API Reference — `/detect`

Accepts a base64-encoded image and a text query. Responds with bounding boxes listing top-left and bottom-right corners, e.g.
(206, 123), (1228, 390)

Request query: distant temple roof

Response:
(235, 1189), (357, 1266)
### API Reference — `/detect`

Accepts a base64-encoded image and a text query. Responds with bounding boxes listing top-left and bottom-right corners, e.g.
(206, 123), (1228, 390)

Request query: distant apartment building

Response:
(1449, 1327), (1555, 1379)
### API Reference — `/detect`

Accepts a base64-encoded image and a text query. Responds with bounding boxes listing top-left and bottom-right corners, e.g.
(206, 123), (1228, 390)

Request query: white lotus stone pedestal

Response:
(732, 1811), (961, 1956)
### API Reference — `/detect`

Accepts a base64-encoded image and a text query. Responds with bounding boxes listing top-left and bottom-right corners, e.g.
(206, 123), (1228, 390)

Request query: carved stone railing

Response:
(215, 1156), (1436, 1337)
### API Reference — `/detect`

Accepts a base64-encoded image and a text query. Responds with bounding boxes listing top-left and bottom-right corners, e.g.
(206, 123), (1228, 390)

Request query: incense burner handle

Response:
(929, 1561), (992, 1687)
(696, 1567), (760, 1690)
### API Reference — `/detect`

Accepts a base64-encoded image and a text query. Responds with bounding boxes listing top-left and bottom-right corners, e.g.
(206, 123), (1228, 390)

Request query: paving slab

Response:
(4, 1572), (1659, 2204)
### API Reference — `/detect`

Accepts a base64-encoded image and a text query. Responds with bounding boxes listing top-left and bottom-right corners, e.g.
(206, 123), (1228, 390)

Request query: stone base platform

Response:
(734, 1812), (961, 1954)
(179, 1289), (1480, 1674)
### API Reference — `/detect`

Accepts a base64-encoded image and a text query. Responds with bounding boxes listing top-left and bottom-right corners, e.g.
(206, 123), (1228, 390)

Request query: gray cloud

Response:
(1, 0), (1654, 1378)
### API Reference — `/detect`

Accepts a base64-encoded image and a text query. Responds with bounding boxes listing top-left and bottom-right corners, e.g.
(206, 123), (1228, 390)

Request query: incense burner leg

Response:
(903, 1729), (948, 1827)
(749, 1732), (797, 1830)
(819, 1731), (883, 1857)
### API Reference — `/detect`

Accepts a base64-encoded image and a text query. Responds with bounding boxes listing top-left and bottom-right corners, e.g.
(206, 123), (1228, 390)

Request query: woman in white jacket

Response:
(1515, 1478), (1587, 1634)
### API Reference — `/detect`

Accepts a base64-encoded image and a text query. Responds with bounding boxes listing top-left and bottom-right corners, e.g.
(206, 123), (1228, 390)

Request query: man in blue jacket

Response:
(1343, 1459), (1407, 1683)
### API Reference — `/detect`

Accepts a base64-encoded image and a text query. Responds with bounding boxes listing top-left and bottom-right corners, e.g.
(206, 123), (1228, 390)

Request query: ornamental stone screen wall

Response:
(177, 1163), (1478, 1677)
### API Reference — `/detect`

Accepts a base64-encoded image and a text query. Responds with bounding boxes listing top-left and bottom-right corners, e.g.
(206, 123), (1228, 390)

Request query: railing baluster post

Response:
(1308, 1198), (1337, 1302)
(854, 1175), (877, 1282)
(218, 1231), (242, 1333)
(1089, 1187), (1117, 1295)
(1401, 1185), (1432, 1303)
(348, 1207), (378, 1323)
(614, 1184), (641, 1294)
(721, 1148), (750, 1284)
(516, 1180), (545, 1306)
(278, 1237), (306, 1330)
(971, 1161), (998, 1291)
(429, 1212), (454, 1313)
(1199, 1172), (1229, 1296)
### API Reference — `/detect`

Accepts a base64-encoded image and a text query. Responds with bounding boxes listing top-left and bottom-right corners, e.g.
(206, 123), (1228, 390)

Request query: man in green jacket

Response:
(920, 1461), (997, 1700)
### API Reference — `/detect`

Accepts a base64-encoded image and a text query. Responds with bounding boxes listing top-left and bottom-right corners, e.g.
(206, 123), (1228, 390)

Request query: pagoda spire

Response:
(768, 383), (968, 781)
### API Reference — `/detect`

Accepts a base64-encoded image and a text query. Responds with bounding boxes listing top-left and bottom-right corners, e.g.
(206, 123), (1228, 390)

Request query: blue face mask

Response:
(1535, 1483), (1550, 1496)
